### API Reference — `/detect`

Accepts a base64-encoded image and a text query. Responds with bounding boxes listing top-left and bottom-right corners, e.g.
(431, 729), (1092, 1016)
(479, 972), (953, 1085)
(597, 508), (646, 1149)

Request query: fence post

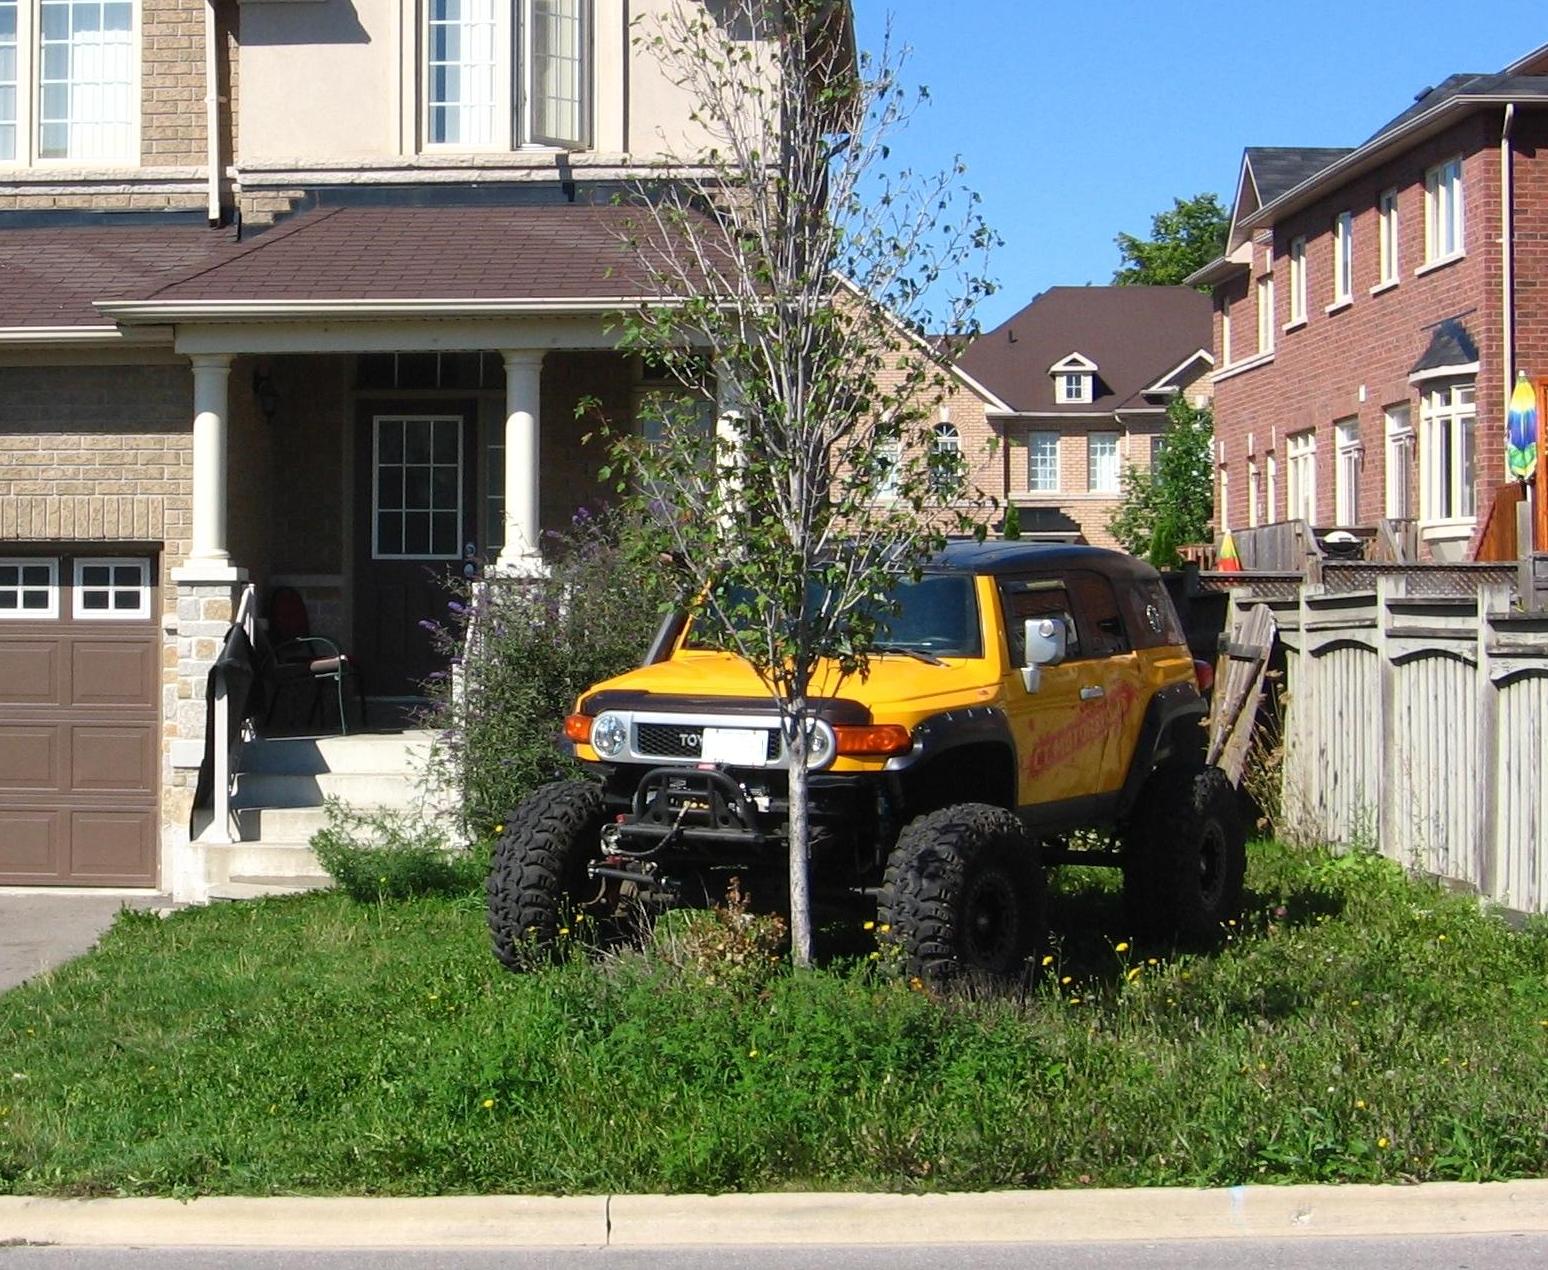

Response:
(1475, 584), (1505, 901)
(1374, 575), (1394, 860)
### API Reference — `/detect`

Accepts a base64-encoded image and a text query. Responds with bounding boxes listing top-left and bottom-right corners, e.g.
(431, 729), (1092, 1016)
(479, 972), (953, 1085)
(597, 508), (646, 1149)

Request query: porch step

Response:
(232, 770), (422, 811)
(209, 875), (334, 901)
(233, 805), (330, 843)
(237, 731), (436, 777)
(206, 839), (332, 880)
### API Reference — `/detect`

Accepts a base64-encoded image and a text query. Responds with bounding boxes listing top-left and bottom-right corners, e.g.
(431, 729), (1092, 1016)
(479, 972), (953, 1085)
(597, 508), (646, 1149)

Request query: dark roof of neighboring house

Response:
(1245, 147), (1354, 203)
(0, 221), (237, 327)
(132, 204), (685, 306)
(954, 287), (1212, 415)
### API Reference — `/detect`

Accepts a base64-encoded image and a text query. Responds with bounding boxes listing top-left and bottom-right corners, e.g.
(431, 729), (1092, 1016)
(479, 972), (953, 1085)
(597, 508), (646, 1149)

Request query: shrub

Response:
(310, 800), (486, 902)
(425, 508), (673, 838)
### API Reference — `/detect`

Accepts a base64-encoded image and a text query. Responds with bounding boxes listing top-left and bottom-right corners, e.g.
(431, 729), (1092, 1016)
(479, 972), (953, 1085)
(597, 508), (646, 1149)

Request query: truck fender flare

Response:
(1116, 682), (1207, 818)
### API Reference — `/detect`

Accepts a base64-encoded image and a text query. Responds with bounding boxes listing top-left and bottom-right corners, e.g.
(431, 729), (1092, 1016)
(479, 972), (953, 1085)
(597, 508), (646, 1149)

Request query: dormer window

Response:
(426, 0), (592, 151)
(1050, 353), (1097, 405)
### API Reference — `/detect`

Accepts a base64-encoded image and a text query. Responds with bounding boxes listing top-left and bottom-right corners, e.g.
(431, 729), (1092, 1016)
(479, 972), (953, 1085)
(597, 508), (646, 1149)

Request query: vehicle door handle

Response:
(1079, 685), (1105, 701)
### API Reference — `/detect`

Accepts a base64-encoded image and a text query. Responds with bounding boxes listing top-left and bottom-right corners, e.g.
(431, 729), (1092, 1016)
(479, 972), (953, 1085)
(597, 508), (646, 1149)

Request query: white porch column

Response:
(188, 352), (232, 570)
(497, 350), (544, 574)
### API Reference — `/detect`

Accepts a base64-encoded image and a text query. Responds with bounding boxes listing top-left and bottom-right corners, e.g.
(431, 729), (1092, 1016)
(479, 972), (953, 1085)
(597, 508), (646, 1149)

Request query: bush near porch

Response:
(0, 840), (1544, 1197)
(426, 508), (672, 839)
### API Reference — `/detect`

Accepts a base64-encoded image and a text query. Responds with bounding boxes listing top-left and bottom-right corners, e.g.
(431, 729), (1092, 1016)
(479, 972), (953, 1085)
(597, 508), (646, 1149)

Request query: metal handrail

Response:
(208, 582), (256, 844)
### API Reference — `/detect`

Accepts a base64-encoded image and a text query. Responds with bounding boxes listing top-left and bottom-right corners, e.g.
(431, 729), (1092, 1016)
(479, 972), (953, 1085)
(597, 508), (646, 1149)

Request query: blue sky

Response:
(853, 1), (1546, 328)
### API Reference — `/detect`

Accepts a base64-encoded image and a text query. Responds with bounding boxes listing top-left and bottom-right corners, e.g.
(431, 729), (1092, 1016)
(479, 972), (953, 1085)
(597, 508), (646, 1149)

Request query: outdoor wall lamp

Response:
(253, 369), (280, 423)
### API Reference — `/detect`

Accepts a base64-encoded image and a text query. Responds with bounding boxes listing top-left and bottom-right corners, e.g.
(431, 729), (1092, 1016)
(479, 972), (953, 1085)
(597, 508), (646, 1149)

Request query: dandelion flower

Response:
(878, 924), (891, 934)
(1377, 1136), (1389, 1149)
(482, 1099), (495, 1109)
(494, 824), (505, 835)
(1126, 967), (1142, 982)
(558, 927), (570, 937)
(1437, 934), (1447, 942)
(1061, 976), (1072, 985)
(1115, 941), (1130, 953)
(1069, 996), (1082, 1005)
(863, 920), (875, 931)
(1041, 955), (1054, 966)
(1355, 1099), (1366, 1109)
(748, 1049), (759, 1059)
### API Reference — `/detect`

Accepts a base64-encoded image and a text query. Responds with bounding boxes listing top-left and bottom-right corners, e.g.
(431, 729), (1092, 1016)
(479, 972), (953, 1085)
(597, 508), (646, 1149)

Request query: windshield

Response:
(685, 573), (982, 658)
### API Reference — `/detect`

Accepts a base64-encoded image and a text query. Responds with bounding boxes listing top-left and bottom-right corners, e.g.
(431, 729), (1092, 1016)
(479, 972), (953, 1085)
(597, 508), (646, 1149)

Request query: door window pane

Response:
(374, 416), (463, 558)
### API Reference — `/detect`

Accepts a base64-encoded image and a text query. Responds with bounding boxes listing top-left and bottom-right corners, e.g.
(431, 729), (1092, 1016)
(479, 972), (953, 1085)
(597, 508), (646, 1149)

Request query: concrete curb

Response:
(2, 1181), (1547, 1249)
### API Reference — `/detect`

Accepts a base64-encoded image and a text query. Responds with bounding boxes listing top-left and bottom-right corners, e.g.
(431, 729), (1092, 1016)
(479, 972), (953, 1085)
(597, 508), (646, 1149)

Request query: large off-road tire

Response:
(877, 803), (1045, 985)
(1122, 763), (1246, 944)
(487, 779), (606, 971)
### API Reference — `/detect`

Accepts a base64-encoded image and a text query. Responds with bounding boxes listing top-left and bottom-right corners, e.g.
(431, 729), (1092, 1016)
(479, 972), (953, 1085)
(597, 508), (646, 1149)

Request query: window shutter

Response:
(530, 0), (590, 148)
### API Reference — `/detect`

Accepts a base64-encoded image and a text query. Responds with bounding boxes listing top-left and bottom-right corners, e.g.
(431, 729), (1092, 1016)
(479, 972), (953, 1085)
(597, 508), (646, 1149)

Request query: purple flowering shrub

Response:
(424, 508), (673, 836)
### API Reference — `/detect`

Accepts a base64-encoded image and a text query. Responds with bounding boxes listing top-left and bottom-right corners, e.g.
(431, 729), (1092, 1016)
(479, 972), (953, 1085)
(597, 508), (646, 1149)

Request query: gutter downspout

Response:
(205, 0), (221, 225)
(1501, 104), (1516, 415)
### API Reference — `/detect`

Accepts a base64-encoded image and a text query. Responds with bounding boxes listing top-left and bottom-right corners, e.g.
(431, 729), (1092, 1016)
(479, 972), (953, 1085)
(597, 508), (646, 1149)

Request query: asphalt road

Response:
(4, 1237), (1548, 1269)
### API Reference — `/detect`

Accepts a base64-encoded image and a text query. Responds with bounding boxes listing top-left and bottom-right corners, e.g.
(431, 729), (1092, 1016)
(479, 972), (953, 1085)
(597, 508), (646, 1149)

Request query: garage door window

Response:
(0, 558), (58, 618)
(72, 558), (150, 620)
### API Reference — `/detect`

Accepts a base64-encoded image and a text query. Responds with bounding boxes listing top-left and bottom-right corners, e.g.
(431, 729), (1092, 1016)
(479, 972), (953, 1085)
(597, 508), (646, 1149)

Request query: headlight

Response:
(590, 712), (628, 758)
(804, 720), (837, 770)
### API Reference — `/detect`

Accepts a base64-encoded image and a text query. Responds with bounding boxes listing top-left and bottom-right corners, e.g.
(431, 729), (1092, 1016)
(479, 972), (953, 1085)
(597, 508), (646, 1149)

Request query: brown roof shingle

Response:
(0, 222), (237, 327)
(955, 286), (1212, 414)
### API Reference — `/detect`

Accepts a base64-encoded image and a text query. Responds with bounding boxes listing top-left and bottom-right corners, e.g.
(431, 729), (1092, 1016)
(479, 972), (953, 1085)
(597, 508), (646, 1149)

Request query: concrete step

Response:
(239, 731), (437, 777)
(231, 770), (424, 811)
(206, 840), (330, 879)
(234, 805), (330, 842)
(208, 875), (334, 901)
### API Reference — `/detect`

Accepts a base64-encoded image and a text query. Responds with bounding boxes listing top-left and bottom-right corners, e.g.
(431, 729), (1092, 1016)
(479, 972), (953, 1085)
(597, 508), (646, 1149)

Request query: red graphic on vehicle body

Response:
(1022, 678), (1140, 780)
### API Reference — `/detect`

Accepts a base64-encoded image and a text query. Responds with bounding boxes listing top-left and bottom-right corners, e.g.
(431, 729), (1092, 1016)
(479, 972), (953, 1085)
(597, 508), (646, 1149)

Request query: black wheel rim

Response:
(962, 865), (1020, 971)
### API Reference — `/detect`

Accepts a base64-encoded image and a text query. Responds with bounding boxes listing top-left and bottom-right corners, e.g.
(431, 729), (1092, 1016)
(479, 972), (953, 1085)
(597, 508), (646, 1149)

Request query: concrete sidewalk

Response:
(0, 891), (166, 994)
(1, 1181), (1546, 1249)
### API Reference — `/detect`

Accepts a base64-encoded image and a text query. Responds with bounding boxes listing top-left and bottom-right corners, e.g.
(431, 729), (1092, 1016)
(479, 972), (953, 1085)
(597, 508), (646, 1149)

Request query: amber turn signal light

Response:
(833, 724), (912, 757)
(563, 713), (592, 743)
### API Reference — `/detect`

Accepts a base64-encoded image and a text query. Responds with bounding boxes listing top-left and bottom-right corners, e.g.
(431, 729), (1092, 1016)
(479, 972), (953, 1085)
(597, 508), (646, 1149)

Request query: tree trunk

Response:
(786, 713), (814, 967)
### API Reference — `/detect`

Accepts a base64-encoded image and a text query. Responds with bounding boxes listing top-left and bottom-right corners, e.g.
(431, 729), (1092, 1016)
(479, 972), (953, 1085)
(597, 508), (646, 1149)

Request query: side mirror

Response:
(1024, 616), (1067, 667)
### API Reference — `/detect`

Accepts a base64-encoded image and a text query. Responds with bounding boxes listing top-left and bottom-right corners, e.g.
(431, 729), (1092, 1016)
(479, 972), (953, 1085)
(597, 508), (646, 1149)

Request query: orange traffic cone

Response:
(1217, 530), (1243, 572)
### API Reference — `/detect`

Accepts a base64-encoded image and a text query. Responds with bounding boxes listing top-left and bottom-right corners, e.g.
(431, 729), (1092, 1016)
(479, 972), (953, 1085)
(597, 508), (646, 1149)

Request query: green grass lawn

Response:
(1, 841), (1544, 1197)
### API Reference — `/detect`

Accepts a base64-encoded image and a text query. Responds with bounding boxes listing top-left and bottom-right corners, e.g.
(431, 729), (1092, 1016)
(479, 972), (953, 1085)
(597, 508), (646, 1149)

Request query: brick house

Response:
(1191, 41), (1548, 562)
(954, 286), (1213, 549)
(0, 0), (891, 898)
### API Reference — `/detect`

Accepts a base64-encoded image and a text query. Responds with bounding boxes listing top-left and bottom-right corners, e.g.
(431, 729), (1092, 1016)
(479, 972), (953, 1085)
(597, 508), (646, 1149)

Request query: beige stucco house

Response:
(0, 0), (875, 898)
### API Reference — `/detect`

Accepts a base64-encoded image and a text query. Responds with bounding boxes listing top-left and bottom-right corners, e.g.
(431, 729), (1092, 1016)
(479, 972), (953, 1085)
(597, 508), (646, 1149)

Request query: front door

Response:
(354, 405), (479, 697)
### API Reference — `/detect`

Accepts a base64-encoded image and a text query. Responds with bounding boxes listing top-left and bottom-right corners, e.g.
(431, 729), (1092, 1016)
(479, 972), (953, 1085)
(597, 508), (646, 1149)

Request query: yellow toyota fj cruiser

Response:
(488, 541), (1242, 981)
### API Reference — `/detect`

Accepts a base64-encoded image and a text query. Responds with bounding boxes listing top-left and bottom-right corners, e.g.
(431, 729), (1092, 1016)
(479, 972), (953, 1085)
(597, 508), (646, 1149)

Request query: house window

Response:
(1332, 211), (1353, 305)
(1256, 274), (1274, 354)
(0, 0), (136, 164)
(1286, 428), (1317, 523)
(1027, 431), (1059, 492)
(1384, 404), (1414, 520)
(373, 415), (464, 559)
(426, 0), (591, 150)
(1055, 372), (1090, 404)
(72, 556), (149, 620)
(0, 557), (56, 618)
(1419, 379), (1476, 521)
(1220, 295), (1232, 365)
(1424, 157), (1463, 263)
(1087, 432), (1119, 494)
(1377, 188), (1399, 285)
(873, 436), (901, 500)
(1288, 237), (1307, 323)
(1334, 418), (1361, 525)
(1266, 451), (1278, 522)
(930, 421), (963, 496)
(1218, 464), (1230, 530)
(1248, 457), (1260, 528)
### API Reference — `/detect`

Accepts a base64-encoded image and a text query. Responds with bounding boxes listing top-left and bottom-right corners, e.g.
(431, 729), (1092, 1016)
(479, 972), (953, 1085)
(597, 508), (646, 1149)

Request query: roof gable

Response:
(1048, 351), (1098, 374)
(955, 286), (1212, 415)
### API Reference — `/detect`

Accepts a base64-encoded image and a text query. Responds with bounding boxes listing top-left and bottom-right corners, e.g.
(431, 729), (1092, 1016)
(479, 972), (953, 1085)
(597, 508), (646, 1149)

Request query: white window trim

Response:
(1256, 274), (1275, 355)
(72, 556), (150, 620)
(0, 0), (142, 169)
(1334, 418), (1362, 527)
(371, 414), (466, 561)
(1332, 211), (1353, 306)
(1376, 187), (1399, 289)
(1026, 430), (1059, 494)
(1384, 404), (1414, 521)
(0, 555), (58, 619)
(1286, 429), (1318, 524)
(1418, 378), (1476, 527)
(1087, 430), (1120, 494)
(1287, 236), (1307, 325)
(1423, 156), (1465, 268)
(1054, 372), (1092, 404)
(1266, 452), (1278, 524)
(421, 0), (592, 154)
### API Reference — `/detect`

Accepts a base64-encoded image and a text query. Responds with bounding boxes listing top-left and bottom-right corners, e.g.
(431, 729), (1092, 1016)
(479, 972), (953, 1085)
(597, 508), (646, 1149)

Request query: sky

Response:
(852, 0), (1546, 329)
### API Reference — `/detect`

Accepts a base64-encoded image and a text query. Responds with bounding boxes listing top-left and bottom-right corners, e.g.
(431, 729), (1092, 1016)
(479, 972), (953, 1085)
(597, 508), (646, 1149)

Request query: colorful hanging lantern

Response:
(1506, 371), (1538, 481)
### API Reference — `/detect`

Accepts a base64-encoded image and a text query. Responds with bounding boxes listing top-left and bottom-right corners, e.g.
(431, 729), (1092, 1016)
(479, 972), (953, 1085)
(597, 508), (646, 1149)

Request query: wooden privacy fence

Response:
(1230, 578), (1548, 916)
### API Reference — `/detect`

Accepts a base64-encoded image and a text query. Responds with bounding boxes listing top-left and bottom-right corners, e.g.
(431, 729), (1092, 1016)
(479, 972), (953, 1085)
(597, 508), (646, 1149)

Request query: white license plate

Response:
(699, 727), (767, 765)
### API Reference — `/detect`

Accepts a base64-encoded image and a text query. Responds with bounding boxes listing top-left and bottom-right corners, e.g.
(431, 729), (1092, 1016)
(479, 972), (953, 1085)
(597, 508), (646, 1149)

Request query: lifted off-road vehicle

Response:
(488, 541), (1244, 980)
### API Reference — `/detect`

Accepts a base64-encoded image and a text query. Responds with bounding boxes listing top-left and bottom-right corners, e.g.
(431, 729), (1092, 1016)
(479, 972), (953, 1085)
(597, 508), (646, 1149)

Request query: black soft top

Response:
(926, 540), (1162, 582)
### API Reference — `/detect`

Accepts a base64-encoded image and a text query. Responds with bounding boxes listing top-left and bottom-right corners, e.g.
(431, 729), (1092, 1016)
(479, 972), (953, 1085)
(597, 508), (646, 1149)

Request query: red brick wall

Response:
(1211, 113), (1512, 549)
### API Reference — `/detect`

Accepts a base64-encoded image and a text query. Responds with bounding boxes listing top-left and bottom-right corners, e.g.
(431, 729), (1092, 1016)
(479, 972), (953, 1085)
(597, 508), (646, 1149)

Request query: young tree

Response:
(610, 0), (996, 965)
(1107, 396), (1215, 568)
(1112, 193), (1229, 288)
